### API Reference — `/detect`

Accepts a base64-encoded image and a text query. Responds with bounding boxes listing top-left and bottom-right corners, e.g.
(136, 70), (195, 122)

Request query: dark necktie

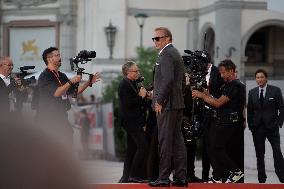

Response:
(260, 89), (264, 105)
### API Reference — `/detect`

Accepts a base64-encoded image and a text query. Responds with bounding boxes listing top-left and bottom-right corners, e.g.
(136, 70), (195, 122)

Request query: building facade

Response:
(1, 0), (284, 180)
(1, 0), (284, 89)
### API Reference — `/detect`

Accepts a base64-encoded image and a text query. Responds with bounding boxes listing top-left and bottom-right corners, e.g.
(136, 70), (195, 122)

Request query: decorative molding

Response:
(2, 20), (60, 56)
(4, 0), (57, 9)
(128, 8), (189, 18)
(2, 8), (59, 16)
(225, 46), (236, 58)
(128, 1), (267, 18)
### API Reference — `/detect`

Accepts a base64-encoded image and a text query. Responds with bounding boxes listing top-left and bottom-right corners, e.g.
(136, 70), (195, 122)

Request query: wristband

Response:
(68, 80), (74, 86)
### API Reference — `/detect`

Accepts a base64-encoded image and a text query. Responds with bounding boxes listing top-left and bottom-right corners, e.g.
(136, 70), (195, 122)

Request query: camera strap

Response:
(48, 69), (63, 86)
(48, 69), (68, 100)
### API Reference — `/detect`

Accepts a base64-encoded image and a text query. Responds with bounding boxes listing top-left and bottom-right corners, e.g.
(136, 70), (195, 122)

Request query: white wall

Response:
(77, 0), (127, 59)
(268, 0), (284, 13)
(241, 9), (284, 37)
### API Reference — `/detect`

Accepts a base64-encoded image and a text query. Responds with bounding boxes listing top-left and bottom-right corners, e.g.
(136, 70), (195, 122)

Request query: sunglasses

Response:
(152, 36), (168, 42)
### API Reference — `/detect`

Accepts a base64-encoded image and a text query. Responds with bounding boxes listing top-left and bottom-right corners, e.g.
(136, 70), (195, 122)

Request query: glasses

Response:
(152, 36), (168, 42)
(128, 70), (139, 73)
(3, 64), (13, 67)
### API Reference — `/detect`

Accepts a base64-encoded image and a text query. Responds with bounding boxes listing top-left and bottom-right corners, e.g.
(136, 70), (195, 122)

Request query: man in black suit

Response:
(0, 56), (14, 119)
(118, 61), (148, 183)
(149, 27), (187, 187)
(0, 56), (26, 120)
(247, 68), (284, 183)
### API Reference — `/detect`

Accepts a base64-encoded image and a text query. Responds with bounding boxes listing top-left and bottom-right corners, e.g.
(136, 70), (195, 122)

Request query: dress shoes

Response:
(148, 180), (170, 187)
(128, 177), (148, 183)
(172, 179), (188, 187)
(187, 175), (203, 183)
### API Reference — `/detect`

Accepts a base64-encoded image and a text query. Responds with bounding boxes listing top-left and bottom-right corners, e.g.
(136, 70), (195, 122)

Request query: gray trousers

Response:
(157, 109), (187, 181)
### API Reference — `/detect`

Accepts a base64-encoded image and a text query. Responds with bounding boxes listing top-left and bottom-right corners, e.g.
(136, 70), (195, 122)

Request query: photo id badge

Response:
(62, 94), (68, 100)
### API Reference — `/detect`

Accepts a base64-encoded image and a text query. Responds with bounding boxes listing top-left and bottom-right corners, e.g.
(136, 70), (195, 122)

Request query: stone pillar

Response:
(215, 5), (242, 78)
(186, 12), (199, 51)
(58, 0), (78, 71)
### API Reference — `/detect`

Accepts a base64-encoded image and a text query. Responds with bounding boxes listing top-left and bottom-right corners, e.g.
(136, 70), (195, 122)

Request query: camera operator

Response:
(192, 59), (245, 183)
(0, 56), (27, 120)
(200, 60), (224, 182)
(36, 47), (100, 147)
(118, 61), (148, 183)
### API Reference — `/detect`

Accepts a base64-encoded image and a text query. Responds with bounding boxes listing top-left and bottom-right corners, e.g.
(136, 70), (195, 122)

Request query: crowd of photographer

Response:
(0, 47), (100, 149)
(116, 26), (258, 186)
(1, 27), (283, 186)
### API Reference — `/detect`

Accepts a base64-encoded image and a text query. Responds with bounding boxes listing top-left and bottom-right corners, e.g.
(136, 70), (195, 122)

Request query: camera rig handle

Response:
(72, 68), (95, 98)
(72, 68), (84, 98)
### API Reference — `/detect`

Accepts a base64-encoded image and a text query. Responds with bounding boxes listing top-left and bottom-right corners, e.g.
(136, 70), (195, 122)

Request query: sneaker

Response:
(206, 177), (222, 183)
(225, 169), (244, 183)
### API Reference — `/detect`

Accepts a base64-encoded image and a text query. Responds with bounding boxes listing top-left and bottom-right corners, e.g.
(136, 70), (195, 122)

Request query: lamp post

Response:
(134, 13), (148, 48)
(104, 21), (117, 59)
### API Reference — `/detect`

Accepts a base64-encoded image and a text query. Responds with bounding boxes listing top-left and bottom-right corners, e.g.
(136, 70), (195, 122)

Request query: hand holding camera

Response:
(69, 75), (82, 84)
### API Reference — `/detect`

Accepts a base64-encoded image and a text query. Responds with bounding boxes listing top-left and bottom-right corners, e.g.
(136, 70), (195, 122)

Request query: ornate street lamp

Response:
(134, 13), (148, 48)
(104, 21), (117, 59)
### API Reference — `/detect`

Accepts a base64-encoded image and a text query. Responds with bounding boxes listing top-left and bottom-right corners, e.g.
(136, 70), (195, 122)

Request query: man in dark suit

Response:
(247, 68), (284, 183)
(149, 27), (187, 187)
(0, 56), (27, 120)
(0, 56), (14, 119)
(118, 61), (148, 183)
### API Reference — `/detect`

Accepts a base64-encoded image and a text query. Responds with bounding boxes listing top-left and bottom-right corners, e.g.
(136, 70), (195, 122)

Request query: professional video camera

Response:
(11, 66), (36, 88)
(70, 50), (96, 98)
(182, 50), (209, 90)
(181, 36), (211, 144)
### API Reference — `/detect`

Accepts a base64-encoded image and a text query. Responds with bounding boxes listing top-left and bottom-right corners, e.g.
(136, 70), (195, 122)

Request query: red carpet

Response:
(88, 183), (284, 189)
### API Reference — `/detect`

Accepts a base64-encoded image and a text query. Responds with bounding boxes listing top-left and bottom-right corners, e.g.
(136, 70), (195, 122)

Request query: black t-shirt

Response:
(37, 69), (74, 119)
(218, 79), (245, 118)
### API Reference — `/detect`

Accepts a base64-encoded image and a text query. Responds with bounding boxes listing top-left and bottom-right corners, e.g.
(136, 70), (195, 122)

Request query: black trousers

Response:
(226, 124), (244, 182)
(186, 140), (197, 178)
(252, 126), (284, 182)
(200, 113), (216, 180)
(122, 126), (148, 179)
(210, 123), (239, 180)
(146, 125), (159, 181)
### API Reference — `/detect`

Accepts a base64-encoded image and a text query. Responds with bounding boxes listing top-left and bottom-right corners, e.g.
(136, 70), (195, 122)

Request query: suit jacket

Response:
(0, 78), (13, 119)
(152, 44), (185, 110)
(247, 84), (284, 130)
(118, 77), (145, 131)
